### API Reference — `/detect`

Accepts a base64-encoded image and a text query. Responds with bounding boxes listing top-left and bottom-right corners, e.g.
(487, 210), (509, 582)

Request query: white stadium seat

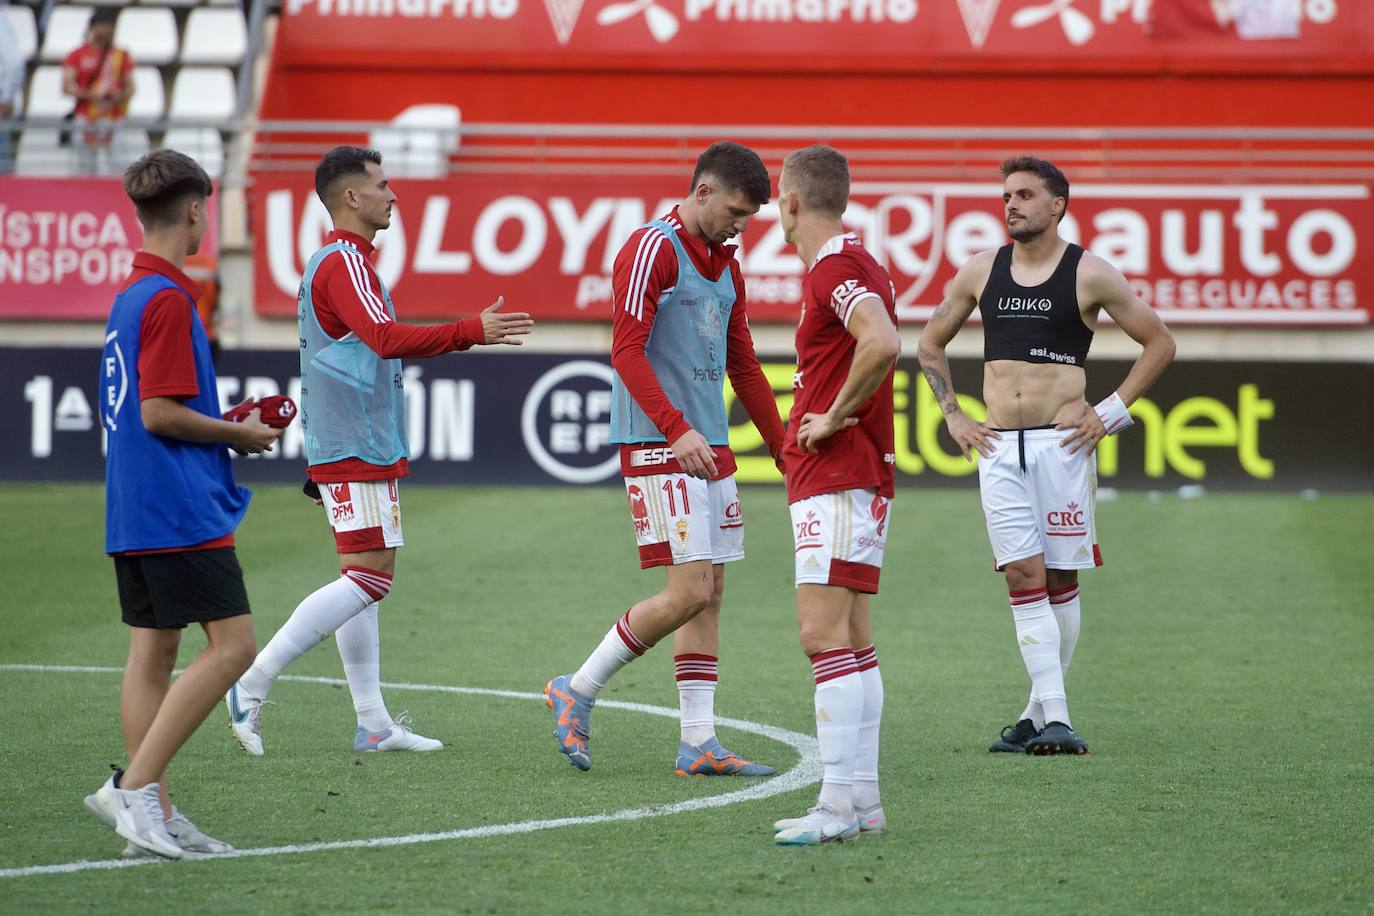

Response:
(180, 8), (247, 66)
(369, 104), (462, 178)
(15, 128), (73, 176)
(114, 8), (178, 66)
(169, 66), (236, 122)
(163, 126), (224, 178)
(25, 66), (70, 118)
(139, 0), (203, 6)
(4, 5), (38, 62)
(40, 5), (92, 63)
(128, 66), (166, 121)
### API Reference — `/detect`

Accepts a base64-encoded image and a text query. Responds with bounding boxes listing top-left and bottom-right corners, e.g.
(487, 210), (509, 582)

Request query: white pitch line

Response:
(0, 664), (820, 879)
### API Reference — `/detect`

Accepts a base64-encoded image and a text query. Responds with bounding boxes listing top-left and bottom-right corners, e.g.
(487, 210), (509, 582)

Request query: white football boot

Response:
(354, 712), (443, 752)
(772, 804), (861, 845)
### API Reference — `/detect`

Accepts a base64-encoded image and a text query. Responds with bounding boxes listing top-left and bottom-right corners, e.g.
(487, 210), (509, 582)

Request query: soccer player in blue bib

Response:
(86, 150), (283, 858)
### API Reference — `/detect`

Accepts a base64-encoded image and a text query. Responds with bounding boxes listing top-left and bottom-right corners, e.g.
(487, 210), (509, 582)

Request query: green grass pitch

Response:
(2, 483), (1371, 913)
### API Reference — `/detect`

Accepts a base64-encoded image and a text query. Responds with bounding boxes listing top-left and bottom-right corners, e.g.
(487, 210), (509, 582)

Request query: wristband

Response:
(1093, 391), (1133, 435)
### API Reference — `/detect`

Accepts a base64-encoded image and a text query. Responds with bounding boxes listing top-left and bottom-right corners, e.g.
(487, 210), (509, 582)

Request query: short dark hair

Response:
(123, 149), (212, 228)
(782, 145), (850, 217)
(1000, 155), (1070, 216)
(315, 146), (383, 207)
(690, 141), (771, 207)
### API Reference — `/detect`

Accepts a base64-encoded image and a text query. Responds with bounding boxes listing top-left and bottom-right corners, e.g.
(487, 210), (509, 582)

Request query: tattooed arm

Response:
(916, 253), (1001, 461)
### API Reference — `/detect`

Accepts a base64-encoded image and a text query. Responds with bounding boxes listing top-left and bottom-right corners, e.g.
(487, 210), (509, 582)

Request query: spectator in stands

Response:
(0, 7), (23, 173)
(62, 7), (134, 176)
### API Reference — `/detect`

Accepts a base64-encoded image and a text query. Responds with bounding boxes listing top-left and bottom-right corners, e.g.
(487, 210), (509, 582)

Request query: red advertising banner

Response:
(0, 177), (218, 321)
(275, 0), (1374, 73)
(252, 173), (1372, 326)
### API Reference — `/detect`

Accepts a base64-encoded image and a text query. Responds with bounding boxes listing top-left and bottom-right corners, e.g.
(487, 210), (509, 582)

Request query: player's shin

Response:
(853, 645), (883, 811)
(239, 570), (385, 699)
(812, 648), (863, 815)
(570, 610), (648, 699)
(336, 602), (392, 732)
(675, 653), (718, 746)
(1010, 589), (1069, 727)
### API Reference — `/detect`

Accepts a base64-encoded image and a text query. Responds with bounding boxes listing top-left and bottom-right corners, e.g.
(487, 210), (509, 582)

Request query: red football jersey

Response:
(783, 234), (897, 503)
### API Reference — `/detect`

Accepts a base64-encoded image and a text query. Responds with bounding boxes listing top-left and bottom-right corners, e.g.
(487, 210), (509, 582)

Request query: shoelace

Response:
(392, 711), (416, 735)
(245, 699), (275, 734)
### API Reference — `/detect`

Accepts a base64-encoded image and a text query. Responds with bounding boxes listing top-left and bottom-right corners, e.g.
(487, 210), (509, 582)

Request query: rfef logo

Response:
(520, 360), (619, 484)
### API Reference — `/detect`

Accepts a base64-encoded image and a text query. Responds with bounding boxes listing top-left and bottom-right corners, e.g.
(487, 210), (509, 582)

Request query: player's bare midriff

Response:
(982, 360), (1086, 429)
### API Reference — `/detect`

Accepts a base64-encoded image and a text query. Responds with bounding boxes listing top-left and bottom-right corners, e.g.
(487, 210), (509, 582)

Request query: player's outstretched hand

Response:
(231, 408), (283, 455)
(670, 429), (718, 479)
(945, 411), (1000, 462)
(796, 411), (857, 453)
(1056, 401), (1107, 456)
(478, 296), (534, 345)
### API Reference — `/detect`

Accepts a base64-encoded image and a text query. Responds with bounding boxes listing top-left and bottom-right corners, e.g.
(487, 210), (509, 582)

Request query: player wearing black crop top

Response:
(917, 156), (1174, 757)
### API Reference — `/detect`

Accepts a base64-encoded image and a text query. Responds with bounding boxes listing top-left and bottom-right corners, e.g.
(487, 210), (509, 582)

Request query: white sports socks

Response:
(812, 647), (862, 814)
(335, 601), (393, 733)
(239, 568), (390, 700)
(570, 610), (646, 699)
(1010, 588), (1068, 727)
(675, 654), (717, 747)
(852, 645), (883, 811)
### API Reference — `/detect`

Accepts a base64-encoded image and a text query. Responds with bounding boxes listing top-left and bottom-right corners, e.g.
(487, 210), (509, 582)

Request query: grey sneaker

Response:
(165, 809), (234, 854)
(110, 782), (183, 859)
(83, 768), (120, 827)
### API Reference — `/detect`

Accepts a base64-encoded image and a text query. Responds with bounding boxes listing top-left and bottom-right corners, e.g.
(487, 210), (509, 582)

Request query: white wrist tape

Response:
(1094, 391), (1134, 435)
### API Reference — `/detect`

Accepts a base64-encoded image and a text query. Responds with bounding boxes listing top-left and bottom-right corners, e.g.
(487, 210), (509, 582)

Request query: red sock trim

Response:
(1049, 584), (1080, 605)
(1009, 588), (1049, 607)
(853, 644), (878, 672)
(343, 566), (393, 602)
(811, 647), (859, 684)
(674, 653), (718, 683)
(615, 610), (650, 656)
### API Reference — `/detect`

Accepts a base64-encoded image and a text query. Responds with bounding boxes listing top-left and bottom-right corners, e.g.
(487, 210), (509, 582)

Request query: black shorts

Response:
(114, 547), (252, 630)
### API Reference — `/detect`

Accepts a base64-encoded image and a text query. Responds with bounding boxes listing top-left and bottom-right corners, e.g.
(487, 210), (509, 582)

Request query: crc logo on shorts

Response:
(1046, 501), (1086, 535)
(795, 510), (823, 550)
(870, 495), (889, 537)
(521, 360), (619, 484)
(328, 482), (355, 523)
(627, 484), (651, 535)
(720, 499), (742, 530)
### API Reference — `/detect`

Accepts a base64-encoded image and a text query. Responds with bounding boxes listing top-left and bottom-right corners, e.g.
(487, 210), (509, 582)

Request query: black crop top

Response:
(977, 243), (1093, 367)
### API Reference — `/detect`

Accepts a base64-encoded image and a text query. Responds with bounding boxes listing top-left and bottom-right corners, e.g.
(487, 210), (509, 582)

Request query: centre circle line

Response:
(0, 664), (821, 879)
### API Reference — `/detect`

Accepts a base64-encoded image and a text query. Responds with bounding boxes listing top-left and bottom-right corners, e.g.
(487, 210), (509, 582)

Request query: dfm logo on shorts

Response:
(328, 482), (355, 522)
(1046, 501), (1085, 530)
(627, 484), (651, 535)
(521, 360), (619, 484)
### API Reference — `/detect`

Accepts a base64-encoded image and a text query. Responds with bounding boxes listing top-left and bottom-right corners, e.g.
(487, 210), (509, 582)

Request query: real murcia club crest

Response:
(956, 0), (1001, 47)
(543, 0), (586, 45)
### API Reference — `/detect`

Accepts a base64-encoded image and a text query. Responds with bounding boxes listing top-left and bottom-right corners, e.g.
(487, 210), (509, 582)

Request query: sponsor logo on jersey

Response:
(328, 482), (355, 523)
(997, 296), (1053, 312)
(795, 510), (823, 550)
(629, 446), (675, 468)
(1029, 346), (1078, 364)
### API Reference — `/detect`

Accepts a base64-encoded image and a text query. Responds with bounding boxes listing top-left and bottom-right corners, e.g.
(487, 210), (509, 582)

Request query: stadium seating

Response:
(163, 126), (224, 177)
(114, 8), (179, 67)
(128, 66), (167, 121)
(23, 65), (68, 118)
(39, 5), (92, 63)
(3, 4), (37, 62)
(369, 104), (462, 178)
(180, 7), (247, 66)
(169, 66), (236, 122)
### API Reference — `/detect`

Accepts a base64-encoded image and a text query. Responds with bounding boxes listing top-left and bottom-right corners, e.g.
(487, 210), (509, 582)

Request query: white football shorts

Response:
(979, 427), (1102, 571)
(790, 487), (891, 594)
(623, 473), (744, 569)
(319, 478), (404, 555)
